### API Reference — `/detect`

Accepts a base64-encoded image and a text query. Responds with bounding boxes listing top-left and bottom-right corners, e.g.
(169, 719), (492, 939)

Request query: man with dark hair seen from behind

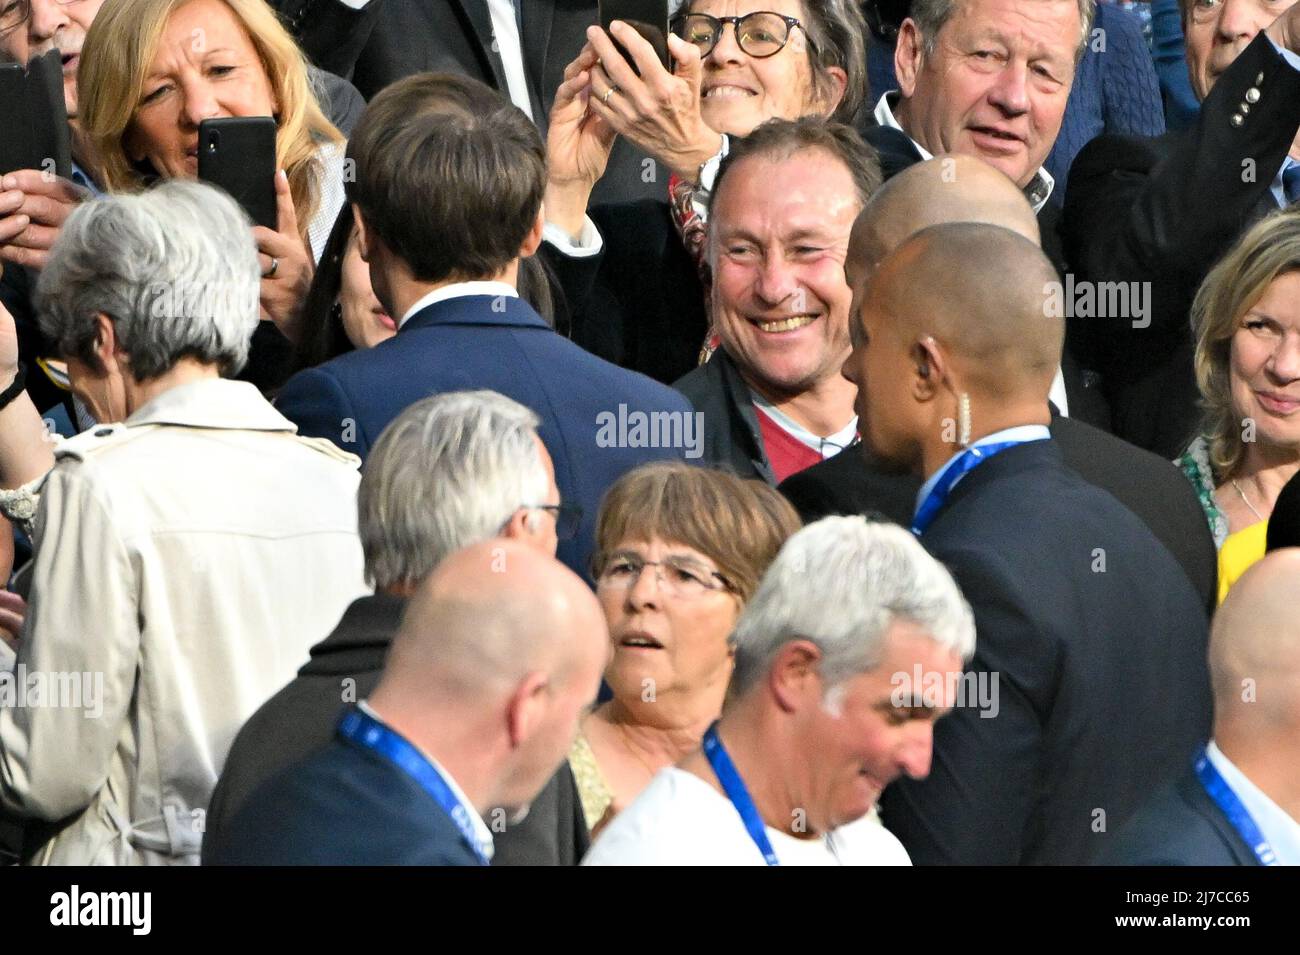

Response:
(273, 73), (693, 577)
(844, 223), (1212, 864)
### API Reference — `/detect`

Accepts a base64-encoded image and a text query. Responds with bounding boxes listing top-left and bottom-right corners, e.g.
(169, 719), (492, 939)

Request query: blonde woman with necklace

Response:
(1178, 209), (1300, 603)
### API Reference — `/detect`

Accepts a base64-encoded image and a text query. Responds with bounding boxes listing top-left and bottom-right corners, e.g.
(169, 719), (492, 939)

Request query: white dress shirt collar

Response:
(399, 281), (519, 329)
(357, 700), (495, 860)
(914, 424), (1052, 518)
(873, 92), (1055, 213)
(1206, 740), (1300, 866)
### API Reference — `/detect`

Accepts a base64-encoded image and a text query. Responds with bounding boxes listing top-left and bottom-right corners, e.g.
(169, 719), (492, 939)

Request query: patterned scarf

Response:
(668, 172), (722, 364)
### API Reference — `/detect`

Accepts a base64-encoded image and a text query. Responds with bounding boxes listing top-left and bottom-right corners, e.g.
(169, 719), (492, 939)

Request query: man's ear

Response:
(501, 507), (540, 542)
(351, 204), (372, 262)
(519, 207), (546, 259)
(911, 335), (948, 402)
(894, 19), (925, 99)
(505, 671), (551, 748)
(767, 639), (824, 713)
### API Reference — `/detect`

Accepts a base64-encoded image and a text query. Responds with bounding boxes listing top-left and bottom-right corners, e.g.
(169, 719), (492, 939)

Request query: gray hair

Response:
(729, 516), (976, 699)
(36, 179), (261, 380)
(358, 390), (550, 589)
(910, 0), (1096, 59)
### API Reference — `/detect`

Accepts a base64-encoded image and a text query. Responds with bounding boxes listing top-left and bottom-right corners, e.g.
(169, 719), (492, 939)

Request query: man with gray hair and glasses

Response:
(583, 515), (975, 865)
(203, 390), (591, 865)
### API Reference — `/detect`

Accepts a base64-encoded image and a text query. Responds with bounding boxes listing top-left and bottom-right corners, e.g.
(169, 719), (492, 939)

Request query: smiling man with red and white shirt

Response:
(674, 118), (879, 484)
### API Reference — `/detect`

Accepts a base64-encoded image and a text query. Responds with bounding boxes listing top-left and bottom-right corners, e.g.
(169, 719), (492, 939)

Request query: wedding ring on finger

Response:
(264, 256), (279, 279)
(602, 84), (618, 105)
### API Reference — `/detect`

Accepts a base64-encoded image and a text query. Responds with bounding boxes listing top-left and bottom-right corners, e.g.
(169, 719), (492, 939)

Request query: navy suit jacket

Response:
(879, 440), (1213, 865)
(1102, 762), (1261, 866)
(274, 294), (693, 574)
(204, 731), (482, 866)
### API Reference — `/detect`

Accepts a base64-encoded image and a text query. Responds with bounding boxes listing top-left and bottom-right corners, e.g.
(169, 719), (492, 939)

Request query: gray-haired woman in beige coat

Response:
(0, 181), (368, 864)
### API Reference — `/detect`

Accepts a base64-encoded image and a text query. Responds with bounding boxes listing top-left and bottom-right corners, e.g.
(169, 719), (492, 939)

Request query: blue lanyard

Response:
(1194, 746), (1279, 866)
(337, 707), (490, 866)
(911, 441), (1028, 536)
(702, 723), (779, 866)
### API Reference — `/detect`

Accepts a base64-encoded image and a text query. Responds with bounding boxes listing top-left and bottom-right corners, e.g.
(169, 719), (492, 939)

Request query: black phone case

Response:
(0, 49), (73, 180)
(599, 0), (671, 75)
(197, 117), (277, 230)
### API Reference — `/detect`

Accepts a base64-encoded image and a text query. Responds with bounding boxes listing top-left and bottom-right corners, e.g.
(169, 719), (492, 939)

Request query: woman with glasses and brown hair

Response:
(541, 0), (870, 382)
(1178, 209), (1300, 603)
(570, 461), (801, 838)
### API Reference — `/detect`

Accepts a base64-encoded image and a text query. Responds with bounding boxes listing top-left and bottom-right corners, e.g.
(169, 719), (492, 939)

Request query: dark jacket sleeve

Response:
(542, 200), (707, 385)
(1063, 32), (1300, 353)
(274, 0), (385, 85)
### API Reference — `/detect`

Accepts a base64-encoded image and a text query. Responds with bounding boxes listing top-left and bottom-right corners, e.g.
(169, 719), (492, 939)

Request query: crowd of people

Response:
(0, 0), (1297, 866)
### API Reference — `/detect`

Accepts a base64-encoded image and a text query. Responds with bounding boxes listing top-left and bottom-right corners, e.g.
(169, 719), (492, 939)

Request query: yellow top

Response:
(1217, 520), (1269, 605)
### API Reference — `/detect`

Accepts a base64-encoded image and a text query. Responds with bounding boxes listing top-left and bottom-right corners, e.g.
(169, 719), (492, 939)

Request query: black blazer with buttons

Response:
(1062, 32), (1300, 458)
(877, 440), (1213, 865)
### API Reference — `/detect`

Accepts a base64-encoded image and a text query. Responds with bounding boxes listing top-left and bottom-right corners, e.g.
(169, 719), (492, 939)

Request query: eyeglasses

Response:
(672, 12), (811, 60)
(522, 502), (583, 542)
(0, 0), (29, 38)
(596, 552), (734, 599)
(1, 0), (84, 39)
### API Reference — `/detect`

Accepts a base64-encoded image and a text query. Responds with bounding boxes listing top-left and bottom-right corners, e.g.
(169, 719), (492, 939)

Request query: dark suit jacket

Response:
(202, 594), (589, 866)
(1062, 32), (1300, 457)
(878, 440), (1213, 865)
(274, 0), (660, 205)
(778, 413), (1218, 613)
(204, 725), (485, 865)
(857, 118), (1112, 431)
(544, 199), (709, 386)
(273, 294), (693, 576)
(1101, 762), (1262, 866)
(673, 346), (777, 483)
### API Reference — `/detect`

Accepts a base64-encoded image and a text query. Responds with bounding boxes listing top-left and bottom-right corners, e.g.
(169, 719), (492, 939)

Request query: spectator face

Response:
(1228, 272), (1300, 451)
(710, 148), (859, 398)
(338, 227), (396, 350)
(801, 622), (962, 830)
(124, 0), (277, 179)
(1183, 0), (1296, 101)
(894, 0), (1079, 188)
(0, 0), (104, 119)
(596, 536), (739, 711)
(686, 0), (843, 137)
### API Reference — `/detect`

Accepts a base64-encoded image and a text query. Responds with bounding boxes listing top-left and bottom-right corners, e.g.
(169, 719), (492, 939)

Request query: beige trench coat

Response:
(0, 379), (369, 864)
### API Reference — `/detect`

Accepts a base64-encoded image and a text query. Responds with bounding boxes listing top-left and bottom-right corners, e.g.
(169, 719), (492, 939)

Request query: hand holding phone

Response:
(198, 117), (278, 230)
(584, 20), (725, 184)
(598, 0), (671, 75)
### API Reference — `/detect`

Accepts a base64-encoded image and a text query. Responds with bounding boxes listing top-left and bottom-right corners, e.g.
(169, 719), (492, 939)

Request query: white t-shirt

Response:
(582, 768), (913, 866)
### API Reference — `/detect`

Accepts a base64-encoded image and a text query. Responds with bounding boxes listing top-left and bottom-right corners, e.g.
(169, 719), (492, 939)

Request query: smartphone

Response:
(0, 49), (73, 180)
(598, 0), (671, 76)
(197, 117), (277, 230)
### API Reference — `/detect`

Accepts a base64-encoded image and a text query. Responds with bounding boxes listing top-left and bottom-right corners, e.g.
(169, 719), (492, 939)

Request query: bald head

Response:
(1211, 549), (1300, 729)
(847, 157), (1040, 291)
(867, 223), (1063, 399)
(378, 539), (607, 705)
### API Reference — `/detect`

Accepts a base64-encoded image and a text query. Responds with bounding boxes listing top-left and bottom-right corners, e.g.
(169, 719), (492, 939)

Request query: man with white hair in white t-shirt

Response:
(584, 515), (976, 865)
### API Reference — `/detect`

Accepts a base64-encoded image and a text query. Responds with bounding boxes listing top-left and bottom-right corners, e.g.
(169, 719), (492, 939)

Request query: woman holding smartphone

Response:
(76, 0), (345, 357)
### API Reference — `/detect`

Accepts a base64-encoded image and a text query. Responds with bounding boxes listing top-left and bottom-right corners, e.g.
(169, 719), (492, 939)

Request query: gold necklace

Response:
(1233, 479), (1266, 523)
